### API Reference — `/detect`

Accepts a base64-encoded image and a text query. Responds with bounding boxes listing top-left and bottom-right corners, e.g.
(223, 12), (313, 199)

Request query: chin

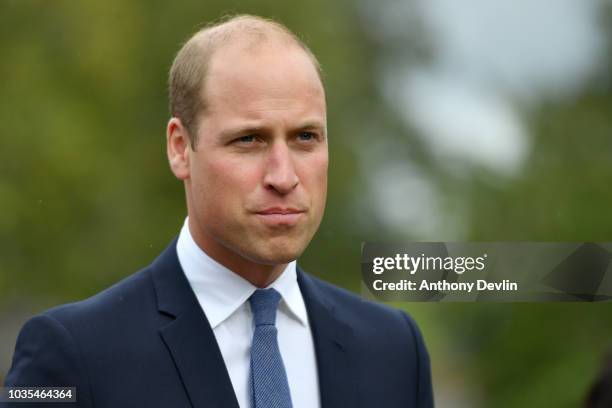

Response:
(246, 241), (306, 266)
(251, 250), (301, 266)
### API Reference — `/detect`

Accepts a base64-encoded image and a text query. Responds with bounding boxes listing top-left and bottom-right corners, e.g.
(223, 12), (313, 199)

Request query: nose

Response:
(263, 141), (299, 195)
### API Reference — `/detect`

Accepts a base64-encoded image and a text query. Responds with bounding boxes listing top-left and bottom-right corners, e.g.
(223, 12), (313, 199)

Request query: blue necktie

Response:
(249, 288), (293, 408)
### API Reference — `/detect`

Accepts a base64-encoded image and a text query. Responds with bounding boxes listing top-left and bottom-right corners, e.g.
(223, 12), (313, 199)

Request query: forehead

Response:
(202, 40), (326, 118)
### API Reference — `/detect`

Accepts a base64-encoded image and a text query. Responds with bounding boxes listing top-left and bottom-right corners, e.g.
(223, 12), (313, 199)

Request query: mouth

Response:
(254, 207), (305, 226)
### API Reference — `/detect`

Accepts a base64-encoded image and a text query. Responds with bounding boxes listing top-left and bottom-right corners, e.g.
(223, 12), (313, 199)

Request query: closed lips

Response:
(254, 208), (305, 226)
(256, 208), (304, 215)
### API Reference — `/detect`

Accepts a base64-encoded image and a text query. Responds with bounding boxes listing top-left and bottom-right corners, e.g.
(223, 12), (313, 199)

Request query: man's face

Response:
(184, 41), (328, 269)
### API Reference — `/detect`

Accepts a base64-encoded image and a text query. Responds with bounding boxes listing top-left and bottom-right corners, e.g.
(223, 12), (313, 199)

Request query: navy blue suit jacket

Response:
(4, 240), (434, 407)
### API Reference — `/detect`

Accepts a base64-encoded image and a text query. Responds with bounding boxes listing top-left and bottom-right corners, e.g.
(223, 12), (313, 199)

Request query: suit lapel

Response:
(149, 241), (360, 408)
(151, 240), (240, 408)
(297, 269), (360, 408)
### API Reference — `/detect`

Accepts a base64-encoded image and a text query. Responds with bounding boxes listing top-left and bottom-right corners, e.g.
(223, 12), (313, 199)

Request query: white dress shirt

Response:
(176, 218), (321, 408)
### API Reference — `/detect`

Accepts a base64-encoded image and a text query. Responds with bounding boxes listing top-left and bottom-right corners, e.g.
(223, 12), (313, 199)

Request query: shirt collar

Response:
(176, 217), (308, 328)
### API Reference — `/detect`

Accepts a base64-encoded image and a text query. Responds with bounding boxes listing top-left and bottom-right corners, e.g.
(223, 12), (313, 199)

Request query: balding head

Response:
(169, 15), (324, 147)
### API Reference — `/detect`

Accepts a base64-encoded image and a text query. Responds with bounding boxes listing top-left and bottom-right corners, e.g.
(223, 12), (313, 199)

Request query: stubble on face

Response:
(184, 38), (328, 285)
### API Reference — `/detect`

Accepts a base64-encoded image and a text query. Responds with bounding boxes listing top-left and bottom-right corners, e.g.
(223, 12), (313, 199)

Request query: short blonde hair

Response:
(168, 14), (323, 147)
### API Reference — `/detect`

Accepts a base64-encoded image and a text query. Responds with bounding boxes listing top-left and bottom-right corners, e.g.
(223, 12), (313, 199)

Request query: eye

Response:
(298, 131), (315, 141)
(235, 135), (256, 143)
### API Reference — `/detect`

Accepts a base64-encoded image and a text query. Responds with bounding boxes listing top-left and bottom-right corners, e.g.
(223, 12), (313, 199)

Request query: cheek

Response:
(300, 152), (328, 200)
(204, 156), (261, 202)
(314, 151), (329, 183)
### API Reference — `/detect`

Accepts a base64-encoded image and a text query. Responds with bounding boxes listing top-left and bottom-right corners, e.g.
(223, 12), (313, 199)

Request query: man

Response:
(4, 15), (433, 408)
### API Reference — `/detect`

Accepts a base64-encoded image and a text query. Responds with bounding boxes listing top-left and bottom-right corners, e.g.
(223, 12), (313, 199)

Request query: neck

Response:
(187, 219), (288, 288)
(238, 264), (287, 288)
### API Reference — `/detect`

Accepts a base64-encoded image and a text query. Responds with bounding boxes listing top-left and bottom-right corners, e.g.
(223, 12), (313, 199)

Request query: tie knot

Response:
(249, 288), (281, 326)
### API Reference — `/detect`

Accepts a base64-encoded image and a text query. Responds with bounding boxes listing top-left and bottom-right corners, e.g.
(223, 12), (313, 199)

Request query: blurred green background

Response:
(1, 0), (611, 406)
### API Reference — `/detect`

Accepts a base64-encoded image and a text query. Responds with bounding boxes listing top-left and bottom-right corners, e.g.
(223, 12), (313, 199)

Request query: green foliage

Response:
(1, 1), (611, 406)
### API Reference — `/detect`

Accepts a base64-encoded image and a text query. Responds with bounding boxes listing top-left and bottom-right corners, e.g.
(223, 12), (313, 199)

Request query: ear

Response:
(166, 117), (191, 180)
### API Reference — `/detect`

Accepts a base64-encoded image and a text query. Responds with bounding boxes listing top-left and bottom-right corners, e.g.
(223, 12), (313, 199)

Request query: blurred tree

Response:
(1, 1), (612, 407)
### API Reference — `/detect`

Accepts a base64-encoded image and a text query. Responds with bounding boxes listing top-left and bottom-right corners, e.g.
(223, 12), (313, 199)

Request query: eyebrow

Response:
(299, 121), (327, 136)
(220, 121), (327, 140)
(220, 125), (264, 140)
